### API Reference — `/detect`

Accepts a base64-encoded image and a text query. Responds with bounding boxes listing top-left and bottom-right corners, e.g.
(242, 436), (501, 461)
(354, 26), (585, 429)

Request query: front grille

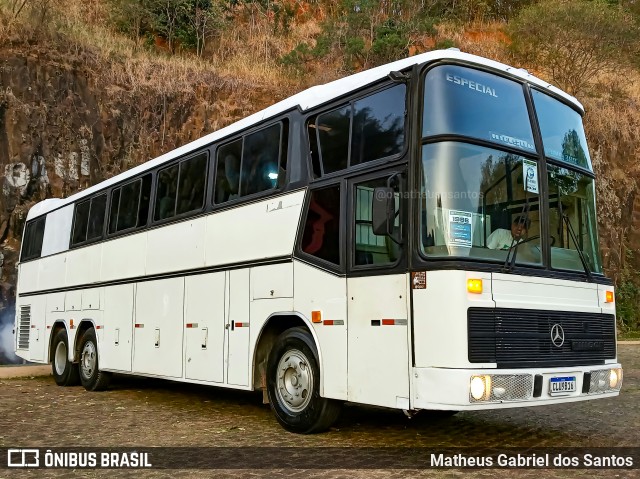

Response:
(17, 305), (31, 350)
(468, 308), (616, 367)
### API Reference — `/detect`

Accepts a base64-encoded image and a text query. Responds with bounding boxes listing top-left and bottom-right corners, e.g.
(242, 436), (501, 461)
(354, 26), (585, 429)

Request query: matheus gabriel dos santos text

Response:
(431, 453), (634, 468)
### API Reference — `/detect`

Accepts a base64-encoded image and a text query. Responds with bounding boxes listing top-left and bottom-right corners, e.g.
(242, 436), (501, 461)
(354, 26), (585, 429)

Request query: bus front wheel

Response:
(266, 327), (341, 433)
(78, 328), (111, 391)
(51, 329), (79, 386)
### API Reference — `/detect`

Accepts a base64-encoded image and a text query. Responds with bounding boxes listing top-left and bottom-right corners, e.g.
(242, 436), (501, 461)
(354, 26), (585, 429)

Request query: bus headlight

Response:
(609, 368), (622, 389)
(470, 375), (491, 401)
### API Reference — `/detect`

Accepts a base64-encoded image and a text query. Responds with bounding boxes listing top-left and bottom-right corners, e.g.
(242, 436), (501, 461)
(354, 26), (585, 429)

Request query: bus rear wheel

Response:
(51, 329), (79, 386)
(78, 328), (111, 391)
(266, 327), (341, 433)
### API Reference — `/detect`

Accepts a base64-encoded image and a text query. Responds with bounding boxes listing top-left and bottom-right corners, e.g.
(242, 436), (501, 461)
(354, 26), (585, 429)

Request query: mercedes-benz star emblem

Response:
(550, 324), (565, 347)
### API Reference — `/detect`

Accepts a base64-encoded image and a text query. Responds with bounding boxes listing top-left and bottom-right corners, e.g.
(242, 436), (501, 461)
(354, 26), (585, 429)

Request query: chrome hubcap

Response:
(80, 341), (97, 379)
(276, 349), (313, 413)
(54, 341), (67, 376)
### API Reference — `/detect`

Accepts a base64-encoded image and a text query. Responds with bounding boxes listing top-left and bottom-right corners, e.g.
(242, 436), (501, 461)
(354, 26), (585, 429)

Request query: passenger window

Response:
(109, 189), (120, 234)
(154, 164), (179, 220)
(86, 194), (107, 241)
(241, 124), (281, 196)
(176, 153), (207, 215)
(310, 84), (406, 176)
(351, 85), (405, 166)
(118, 180), (141, 230)
(109, 174), (151, 234)
(21, 216), (46, 260)
(301, 185), (341, 265)
(317, 107), (350, 174)
(71, 199), (91, 245)
(214, 139), (242, 204)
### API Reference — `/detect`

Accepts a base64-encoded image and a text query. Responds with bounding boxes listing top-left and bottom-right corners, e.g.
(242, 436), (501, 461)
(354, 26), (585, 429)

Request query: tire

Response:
(51, 329), (79, 386)
(78, 328), (111, 391)
(266, 327), (341, 433)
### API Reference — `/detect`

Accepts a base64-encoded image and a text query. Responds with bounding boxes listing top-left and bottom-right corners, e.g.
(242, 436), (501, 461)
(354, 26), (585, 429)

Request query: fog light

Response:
(470, 375), (490, 400)
(492, 386), (506, 398)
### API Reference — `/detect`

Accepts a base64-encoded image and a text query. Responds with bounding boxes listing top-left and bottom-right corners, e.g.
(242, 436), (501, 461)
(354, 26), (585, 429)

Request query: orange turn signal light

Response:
(605, 290), (614, 303)
(311, 310), (322, 323)
(467, 279), (483, 294)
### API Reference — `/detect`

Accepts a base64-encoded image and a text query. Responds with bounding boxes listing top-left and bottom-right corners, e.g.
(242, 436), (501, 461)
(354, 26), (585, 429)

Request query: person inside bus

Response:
(486, 215), (530, 250)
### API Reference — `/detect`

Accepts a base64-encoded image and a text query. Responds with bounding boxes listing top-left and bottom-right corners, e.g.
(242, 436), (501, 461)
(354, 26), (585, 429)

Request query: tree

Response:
(508, 0), (640, 95)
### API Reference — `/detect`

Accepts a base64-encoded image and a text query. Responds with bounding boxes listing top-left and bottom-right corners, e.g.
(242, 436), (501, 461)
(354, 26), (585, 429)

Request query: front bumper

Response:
(412, 364), (623, 410)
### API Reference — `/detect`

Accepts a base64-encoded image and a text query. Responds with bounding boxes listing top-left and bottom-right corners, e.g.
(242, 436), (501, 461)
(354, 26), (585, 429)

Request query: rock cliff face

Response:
(0, 46), (276, 312)
(0, 45), (639, 309)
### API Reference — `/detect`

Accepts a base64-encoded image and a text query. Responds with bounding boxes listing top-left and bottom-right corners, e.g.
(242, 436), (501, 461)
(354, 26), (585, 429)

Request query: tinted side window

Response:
(301, 185), (341, 265)
(72, 200), (91, 245)
(110, 174), (151, 234)
(214, 139), (242, 204)
(351, 85), (405, 166)
(176, 153), (207, 215)
(118, 180), (142, 230)
(86, 194), (107, 241)
(241, 124), (281, 196)
(311, 85), (407, 176)
(154, 165), (179, 220)
(317, 107), (350, 174)
(21, 216), (46, 261)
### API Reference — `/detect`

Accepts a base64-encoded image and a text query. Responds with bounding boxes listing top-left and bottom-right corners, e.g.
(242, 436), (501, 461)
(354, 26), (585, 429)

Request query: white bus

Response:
(15, 49), (622, 433)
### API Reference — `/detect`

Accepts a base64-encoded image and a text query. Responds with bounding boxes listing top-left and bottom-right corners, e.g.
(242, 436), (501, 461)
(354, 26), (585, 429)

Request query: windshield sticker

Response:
(446, 74), (498, 98)
(522, 159), (539, 194)
(448, 210), (473, 247)
(490, 133), (535, 151)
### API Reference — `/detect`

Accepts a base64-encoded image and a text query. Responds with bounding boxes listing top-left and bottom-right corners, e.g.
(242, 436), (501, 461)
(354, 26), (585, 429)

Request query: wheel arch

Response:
(48, 320), (68, 363)
(251, 312), (322, 393)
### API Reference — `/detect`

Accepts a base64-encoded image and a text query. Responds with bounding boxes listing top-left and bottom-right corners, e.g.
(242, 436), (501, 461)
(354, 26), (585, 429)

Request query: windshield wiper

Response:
(562, 213), (593, 282)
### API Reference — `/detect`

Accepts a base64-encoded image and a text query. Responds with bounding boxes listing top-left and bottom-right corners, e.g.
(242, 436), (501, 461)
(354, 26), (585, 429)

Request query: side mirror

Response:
(372, 186), (397, 237)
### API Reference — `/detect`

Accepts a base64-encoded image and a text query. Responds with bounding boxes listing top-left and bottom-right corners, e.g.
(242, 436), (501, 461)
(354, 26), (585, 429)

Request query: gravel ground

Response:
(0, 345), (638, 478)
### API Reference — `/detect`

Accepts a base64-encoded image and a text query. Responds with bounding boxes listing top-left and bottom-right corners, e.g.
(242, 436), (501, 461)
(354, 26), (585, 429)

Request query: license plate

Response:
(549, 376), (576, 396)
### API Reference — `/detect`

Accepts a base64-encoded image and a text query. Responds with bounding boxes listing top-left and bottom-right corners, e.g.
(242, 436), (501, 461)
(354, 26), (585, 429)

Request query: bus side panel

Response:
(133, 278), (184, 378)
(66, 244), (102, 288)
(184, 272), (226, 383)
(146, 219), (205, 276)
(17, 262), (38, 294)
(100, 284), (134, 372)
(37, 254), (67, 292)
(101, 232), (147, 282)
(227, 269), (250, 387)
(293, 261), (348, 401)
(203, 190), (305, 267)
(45, 292), (66, 360)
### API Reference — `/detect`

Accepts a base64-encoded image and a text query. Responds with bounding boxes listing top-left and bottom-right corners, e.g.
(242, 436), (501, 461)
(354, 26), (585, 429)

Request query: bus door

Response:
(346, 169), (410, 409)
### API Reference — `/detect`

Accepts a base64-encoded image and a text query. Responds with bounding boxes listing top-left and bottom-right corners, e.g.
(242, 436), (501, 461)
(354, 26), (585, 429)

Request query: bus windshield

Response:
(419, 65), (602, 273)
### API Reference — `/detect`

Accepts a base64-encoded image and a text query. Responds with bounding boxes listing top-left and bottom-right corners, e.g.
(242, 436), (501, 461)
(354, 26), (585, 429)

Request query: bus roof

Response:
(27, 49), (582, 221)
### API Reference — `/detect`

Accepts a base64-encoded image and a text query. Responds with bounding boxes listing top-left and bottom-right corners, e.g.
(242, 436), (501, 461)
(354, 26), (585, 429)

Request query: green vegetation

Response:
(508, 0), (640, 94)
